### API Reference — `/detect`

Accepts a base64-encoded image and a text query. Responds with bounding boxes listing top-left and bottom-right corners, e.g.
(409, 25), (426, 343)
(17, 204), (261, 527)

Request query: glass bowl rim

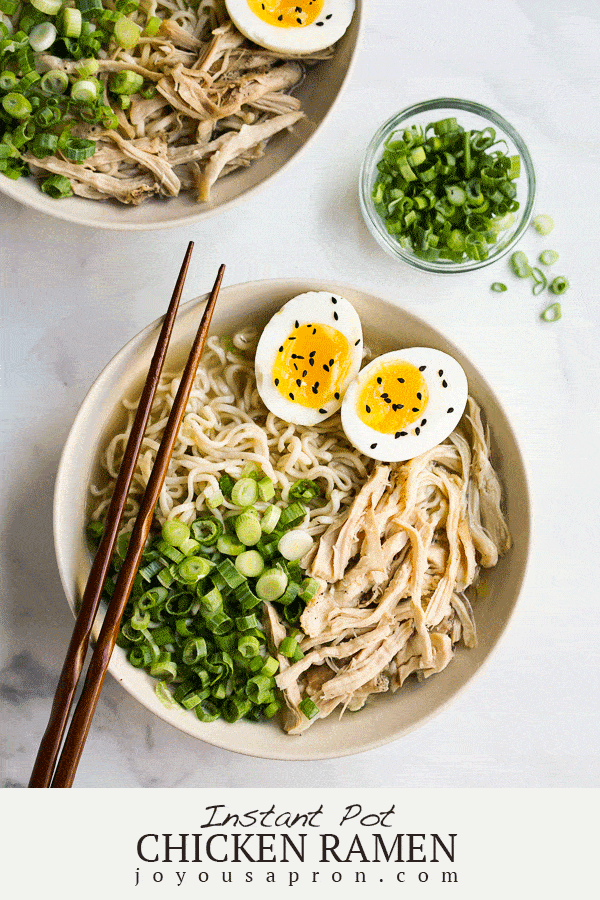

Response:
(359, 97), (536, 273)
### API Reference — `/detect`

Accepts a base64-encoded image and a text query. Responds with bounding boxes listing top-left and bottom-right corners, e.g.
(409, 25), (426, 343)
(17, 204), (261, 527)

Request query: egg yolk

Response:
(247, 0), (324, 28)
(356, 360), (429, 434)
(272, 322), (352, 409)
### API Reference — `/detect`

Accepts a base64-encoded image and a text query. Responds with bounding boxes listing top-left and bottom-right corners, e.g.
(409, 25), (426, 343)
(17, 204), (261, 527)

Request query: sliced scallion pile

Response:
(88, 471), (326, 725)
(371, 116), (522, 263)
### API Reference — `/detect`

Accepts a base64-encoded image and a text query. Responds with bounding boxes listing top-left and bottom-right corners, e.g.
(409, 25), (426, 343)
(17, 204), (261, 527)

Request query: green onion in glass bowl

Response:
(359, 98), (536, 273)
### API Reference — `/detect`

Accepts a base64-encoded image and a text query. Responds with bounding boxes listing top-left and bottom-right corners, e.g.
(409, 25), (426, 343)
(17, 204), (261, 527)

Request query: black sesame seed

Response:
(394, 432), (401, 439)
(439, 370), (443, 376)
(291, 353), (297, 359)
(296, 16), (301, 22)
(377, 377), (382, 384)
(355, 339), (360, 346)
(312, 328), (316, 335)
(370, 443), (377, 449)
(415, 427), (420, 435)
(333, 311), (338, 320)
(274, 378), (279, 386)
(412, 407), (419, 412)
(295, 6), (301, 10)
(442, 380), (448, 388)
(329, 358), (334, 366)
(417, 392), (422, 400)
(278, 14), (283, 20)
(309, 358), (314, 366)
(293, 363), (298, 371)
(319, 408), (327, 414)
(326, 12), (332, 18)
(302, 370), (307, 377)
(289, 393), (294, 400)
(400, 431), (407, 436)
(419, 365), (426, 371)
(279, 345), (284, 352)
(331, 296), (337, 303)
(309, 350), (316, 357)
(334, 392), (340, 400)
(366, 405), (371, 413)
(295, 320), (299, 328)
(316, 20), (323, 25)
(312, 386), (318, 394)
(384, 397), (391, 404)
(315, 382), (320, 388)
(421, 419), (427, 426)
(447, 407), (454, 414)
(296, 379), (301, 387)
(289, 336), (295, 340)
(398, 377), (405, 383)
(323, 364), (330, 372)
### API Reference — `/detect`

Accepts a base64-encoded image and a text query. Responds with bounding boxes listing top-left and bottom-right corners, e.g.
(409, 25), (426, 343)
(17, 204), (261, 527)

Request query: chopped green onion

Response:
(256, 567), (288, 601)
(61, 7), (82, 37)
(28, 21), (57, 51)
(2, 93), (32, 119)
(221, 697), (252, 722)
(30, 0), (62, 14)
(299, 697), (319, 719)
(540, 302), (562, 322)
(0, 70), (18, 91)
(40, 173), (73, 197)
(532, 214), (554, 235)
(191, 516), (223, 546)
(278, 636), (299, 658)
(510, 250), (531, 278)
(40, 69), (69, 94)
(216, 534), (245, 556)
(260, 656), (279, 677)
(114, 15), (141, 49)
(235, 549), (265, 578)
(550, 276), (569, 295)
(70, 78), (97, 103)
(231, 477), (258, 507)
(179, 536), (200, 557)
(260, 504), (281, 535)
(491, 282), (507, 292)
(289, 478), (322, 501)
(63, 136), (96, 161)
(155, 681), (180, 710)
(110, 69), (144, 95)
(237, 634), (260, 658)
(161, 518), (191, 548)
(264, 700), (281, 718)
(78, 0), (103, 16)
(530, 266), (547, 295)
(144, 14), (161, 36)
(299, 576), (319, 601)
(539, 250), (559, 266)
(176, 556), (212, 584)
(30, 132), (59, 158)
(235, 510), (262, 546)
(0, 0), (19, 14)
(75, 57), (99, 78)
(257, 476), (275, 502)
(277, 529), (313, 561)
(204, 486), (224, 509)
(278, 501), (307, 531)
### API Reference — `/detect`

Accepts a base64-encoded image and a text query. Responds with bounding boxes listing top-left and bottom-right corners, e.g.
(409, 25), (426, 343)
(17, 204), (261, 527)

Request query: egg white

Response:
(341, 347), (468, 462)
(255, 291), (363, 425)
(225, 0), (355, 55)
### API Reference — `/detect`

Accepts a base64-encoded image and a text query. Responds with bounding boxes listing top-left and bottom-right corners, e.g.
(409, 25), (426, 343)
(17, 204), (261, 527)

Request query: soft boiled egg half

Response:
(224, 0), (355, 55)
(341, 347), (468, 462)
(255, 292), (363, 425)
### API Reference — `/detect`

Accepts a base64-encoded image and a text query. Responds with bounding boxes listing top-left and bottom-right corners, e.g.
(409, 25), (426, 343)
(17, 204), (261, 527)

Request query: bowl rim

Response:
(0, 4), (363, 232)
(359, 96), (536, 273)
(53, 276), (532, 760)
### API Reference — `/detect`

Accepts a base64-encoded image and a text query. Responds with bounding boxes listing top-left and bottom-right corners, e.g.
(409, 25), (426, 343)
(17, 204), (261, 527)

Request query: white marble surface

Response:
(1, 0), (599, 789)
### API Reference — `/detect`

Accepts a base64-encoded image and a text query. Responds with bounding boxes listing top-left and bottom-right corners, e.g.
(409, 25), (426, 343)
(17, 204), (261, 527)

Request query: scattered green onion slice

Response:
(40, 69), (69, 94)
(30, 0), (62, 14)
(539, 250), (559, 266)
(162, 518), (190, 548)
(260, 504), (281, 535)
(2, 93), (32, 119)
(235, 549), (264, 578)
(510, 250), (531, 278)
(216, 534), (245, 556)
(491, 282), (507, 292)
(289, 478), (322, 501)
(0, 70), (18, 91)
(61, 7), (82, 38)
(70, 78), (98, 104)
(110, 69), (144, 95)
(62, 137), (96, 162)
(204, 487), (223, 509)
(114, 16), (141, 49)
(235, 510), (262, 546)
(144, 15), (161, 36)
(256, 567), (288, 601)
(231, 477), (258, 507)
(550, 276), (569, 295)
(299, 697), (319, 720)
(277, 529), (313, 561)
(540, 302), (562, 322)
(28, 21), (57, 51)
(40, 174), (72, 198)
(532, 214), (554, 235)
(529, 267), (547, 295)
(257, 476), (275, 502)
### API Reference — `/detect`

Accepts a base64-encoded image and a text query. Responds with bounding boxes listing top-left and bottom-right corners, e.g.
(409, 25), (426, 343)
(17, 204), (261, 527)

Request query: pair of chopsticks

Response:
(29, 243), (225, 788)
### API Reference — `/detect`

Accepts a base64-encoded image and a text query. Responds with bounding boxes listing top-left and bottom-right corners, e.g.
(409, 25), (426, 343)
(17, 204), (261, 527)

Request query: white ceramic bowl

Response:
(1, 8), (361, 231)
(54, 278), (531, 760)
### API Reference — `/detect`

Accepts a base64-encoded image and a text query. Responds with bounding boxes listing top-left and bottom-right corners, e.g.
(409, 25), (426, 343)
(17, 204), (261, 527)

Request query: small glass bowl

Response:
(359, 98), (536, 273)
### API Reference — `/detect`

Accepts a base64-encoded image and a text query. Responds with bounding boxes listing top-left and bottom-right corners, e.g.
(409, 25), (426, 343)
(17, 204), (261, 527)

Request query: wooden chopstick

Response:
(29, 241), (195, 790)
(49, 263), (225, 788)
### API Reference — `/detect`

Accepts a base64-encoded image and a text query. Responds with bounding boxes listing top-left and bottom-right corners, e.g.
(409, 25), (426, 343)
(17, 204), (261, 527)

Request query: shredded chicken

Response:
(23, 2), (335, 204)
(274, 397), (511, 734)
